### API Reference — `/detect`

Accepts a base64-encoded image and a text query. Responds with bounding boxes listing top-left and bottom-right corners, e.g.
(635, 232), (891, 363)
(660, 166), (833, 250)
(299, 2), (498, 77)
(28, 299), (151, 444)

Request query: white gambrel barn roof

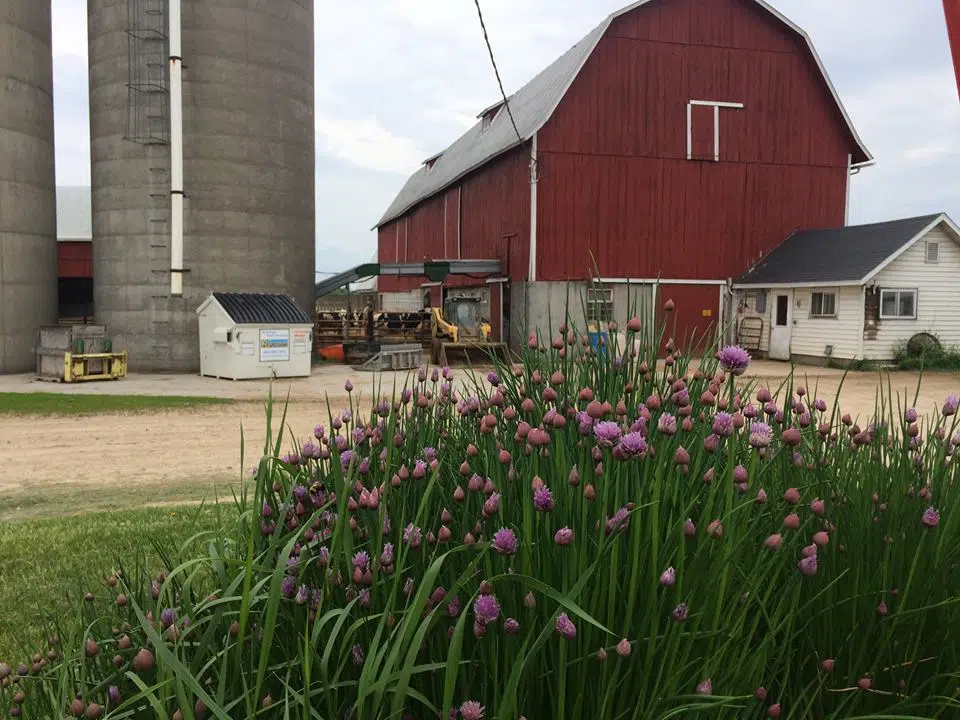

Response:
(375, 0), (874, 229)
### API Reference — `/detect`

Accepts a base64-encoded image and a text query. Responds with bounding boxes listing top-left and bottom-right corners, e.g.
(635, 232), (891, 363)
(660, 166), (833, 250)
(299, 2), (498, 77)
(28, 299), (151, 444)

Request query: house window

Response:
(755, 292), (767, 314)
(810, 292), (837, 318)
(586, 286), (614, 324)
(925, 241), (940, 263)
(686, 100), (744, 162)
(879, 289), (917, 319)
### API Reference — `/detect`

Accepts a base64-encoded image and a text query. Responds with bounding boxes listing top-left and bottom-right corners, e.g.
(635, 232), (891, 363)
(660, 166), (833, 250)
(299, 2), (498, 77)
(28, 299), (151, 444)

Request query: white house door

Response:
(769, 291), (793, 361)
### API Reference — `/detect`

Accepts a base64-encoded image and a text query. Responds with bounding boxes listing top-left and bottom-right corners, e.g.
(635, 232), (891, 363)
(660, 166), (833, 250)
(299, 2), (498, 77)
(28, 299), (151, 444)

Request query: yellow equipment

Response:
(431, 307), (460, 343)
(64, 351), (128, 383)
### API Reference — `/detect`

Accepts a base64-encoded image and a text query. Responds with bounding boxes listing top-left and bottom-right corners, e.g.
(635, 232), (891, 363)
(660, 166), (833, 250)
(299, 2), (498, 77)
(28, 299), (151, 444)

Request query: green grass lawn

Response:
(0, 392), (232, 416)
(0, 504), (224, 662)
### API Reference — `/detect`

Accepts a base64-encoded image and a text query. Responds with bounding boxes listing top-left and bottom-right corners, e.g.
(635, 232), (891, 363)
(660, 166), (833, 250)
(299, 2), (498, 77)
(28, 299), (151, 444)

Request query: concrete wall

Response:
(89, 0), (315, 372)
(0, 1), (58, 373)
(511, 281), (654, 346)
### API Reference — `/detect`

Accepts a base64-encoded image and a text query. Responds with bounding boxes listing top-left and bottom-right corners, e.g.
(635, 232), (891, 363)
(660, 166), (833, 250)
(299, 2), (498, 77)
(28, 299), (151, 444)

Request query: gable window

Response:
(423, 154), (441, 173)
(686, 100), (744, 162)
(479, 103), (503, 131)
(810, 292), (837, 318)
(880, 289), (917, 319)
(586, 286), (614, 324)
(925, 241), (940, 263)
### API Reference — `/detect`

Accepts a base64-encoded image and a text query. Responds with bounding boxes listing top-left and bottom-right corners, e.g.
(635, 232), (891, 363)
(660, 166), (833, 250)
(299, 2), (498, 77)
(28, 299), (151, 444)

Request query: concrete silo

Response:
(88, 0), (316, 371)
(0, 1), (58, 373)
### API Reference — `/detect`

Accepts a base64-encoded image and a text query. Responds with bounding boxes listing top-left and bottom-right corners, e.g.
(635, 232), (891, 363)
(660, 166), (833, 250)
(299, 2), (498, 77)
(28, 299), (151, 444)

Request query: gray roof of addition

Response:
(375, 0), (873, 229)
(733, 214), (946, 286)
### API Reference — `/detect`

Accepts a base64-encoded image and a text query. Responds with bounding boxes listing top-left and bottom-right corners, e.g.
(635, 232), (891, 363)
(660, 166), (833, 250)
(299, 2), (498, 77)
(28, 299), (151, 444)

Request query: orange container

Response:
(319, 344), (345, 363)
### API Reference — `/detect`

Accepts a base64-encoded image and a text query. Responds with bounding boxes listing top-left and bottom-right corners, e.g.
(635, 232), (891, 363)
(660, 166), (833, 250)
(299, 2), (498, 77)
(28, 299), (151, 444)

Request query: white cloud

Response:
(315, 114), (425, 176)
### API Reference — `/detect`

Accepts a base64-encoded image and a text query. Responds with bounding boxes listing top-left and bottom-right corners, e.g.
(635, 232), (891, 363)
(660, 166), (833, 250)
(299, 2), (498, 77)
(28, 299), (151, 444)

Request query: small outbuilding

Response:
(196, 292), (313, 380)
(732, 213), (960, 364)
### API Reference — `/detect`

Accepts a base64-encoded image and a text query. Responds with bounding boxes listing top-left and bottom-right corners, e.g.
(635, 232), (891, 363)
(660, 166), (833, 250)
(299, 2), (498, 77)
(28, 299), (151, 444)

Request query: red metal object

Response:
(946, 0), (960, 99)
(58, 241), (93, 278)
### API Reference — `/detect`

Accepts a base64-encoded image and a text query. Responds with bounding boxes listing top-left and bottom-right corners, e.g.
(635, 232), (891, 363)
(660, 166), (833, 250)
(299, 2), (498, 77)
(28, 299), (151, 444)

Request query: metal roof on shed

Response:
(211, 293), (312, 325)
(733, 214), (947, 286)
(375, 0), (873, 229)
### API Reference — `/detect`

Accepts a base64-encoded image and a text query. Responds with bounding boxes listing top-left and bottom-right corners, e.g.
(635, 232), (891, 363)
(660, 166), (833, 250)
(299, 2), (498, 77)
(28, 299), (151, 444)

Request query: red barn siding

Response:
(58, 241), (93, 279)
(377, 148), (529, 293)
(657, 283), (721, 354)
(535, 0), (855, 281)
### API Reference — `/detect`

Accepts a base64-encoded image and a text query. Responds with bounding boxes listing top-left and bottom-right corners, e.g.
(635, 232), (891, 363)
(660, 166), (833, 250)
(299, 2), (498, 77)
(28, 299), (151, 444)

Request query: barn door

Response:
(657, 284), (722, 357)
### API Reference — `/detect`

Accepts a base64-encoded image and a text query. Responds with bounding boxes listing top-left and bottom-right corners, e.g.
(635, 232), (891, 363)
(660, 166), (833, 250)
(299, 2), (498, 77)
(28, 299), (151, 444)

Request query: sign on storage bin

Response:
(259, 329), (290, 362)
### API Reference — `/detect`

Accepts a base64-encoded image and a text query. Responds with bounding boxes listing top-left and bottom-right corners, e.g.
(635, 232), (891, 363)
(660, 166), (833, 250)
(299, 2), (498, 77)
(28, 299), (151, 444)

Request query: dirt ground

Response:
(0, 361), (957, 518)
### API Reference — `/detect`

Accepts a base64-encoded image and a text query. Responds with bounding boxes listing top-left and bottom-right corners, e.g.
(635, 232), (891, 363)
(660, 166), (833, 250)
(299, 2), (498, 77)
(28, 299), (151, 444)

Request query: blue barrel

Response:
(588, 331), (609, 356)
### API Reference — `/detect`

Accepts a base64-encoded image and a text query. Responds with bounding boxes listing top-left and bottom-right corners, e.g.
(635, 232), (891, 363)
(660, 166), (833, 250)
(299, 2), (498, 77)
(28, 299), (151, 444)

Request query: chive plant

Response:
(2, 300), (958, 720)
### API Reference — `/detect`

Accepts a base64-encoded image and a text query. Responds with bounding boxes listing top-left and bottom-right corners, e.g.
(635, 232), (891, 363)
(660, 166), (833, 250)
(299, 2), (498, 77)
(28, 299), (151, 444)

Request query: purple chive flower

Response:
(483, 493), (502, 516)
(695, 679), (713, 695)
(712, 412), (735, 437)
(487, 371), (501, 387)
(533, 486), (555, 512)
(555, 612), (577, 639)
(798, 555), (818, 576)
(748, 422), (774, 449)
(473, 594), (501, 625)
(301, 440), (321, 459)
(340, 450), (354, 470)
(613, 432), (648, 460)
(281, 576), (297, 598)
(350, 643), (364, 666)
(352, 551), (370, 571)
(334, 434), (348, 451)
(412, 460), (428, 479)
(492, 527), (518, 555)
(380, 543), (394, 566)
(554, 527), (574, 546)
(905, 407), (919, 423)
(295, 584), (309, 605)
(922, 506), (940, 528)
(659, 567), (676, 587)
(261, 502), (273, 518)
(314, 423), (325, 439)
(504, 617), (520, 635)
(718, 345), (751, 375)
(424, 447), (437, 462)
(352, 427), (366, 446)
(593, 421), (622, 447)
(403, 524), (423, 549)
(159, 608), (176, 629)
(814, 398), (827, 412)
(944, 395), (959, 417)
(459, 700), (485, 720)
(447, 595), (462, 618)
(657, 413), (678, 436)
(606, 506), (630, 535)
(671, 603), (689, 622)
(318, 546), (330, 566)
(107, 685), (121, 705)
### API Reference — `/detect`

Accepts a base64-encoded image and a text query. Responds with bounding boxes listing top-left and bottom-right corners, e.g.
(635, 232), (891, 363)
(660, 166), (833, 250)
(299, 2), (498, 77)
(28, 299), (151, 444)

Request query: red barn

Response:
(375, 0), (872, 349)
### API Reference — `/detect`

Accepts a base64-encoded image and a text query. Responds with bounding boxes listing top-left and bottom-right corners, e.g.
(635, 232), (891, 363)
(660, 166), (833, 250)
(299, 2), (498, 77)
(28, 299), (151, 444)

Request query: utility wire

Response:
(472, 0), (524, 145)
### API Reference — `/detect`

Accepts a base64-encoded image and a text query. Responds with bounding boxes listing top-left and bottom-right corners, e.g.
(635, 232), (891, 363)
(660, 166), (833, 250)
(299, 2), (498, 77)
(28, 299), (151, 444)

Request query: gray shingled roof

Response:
(376, 0), (873, 229)
(733, 214), (946, 286)
(213, 293), (313, 325)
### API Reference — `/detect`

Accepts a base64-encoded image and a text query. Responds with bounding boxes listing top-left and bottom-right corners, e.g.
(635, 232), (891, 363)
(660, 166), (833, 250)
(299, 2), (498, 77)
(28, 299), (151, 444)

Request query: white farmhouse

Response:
(732, 213), (960, 364)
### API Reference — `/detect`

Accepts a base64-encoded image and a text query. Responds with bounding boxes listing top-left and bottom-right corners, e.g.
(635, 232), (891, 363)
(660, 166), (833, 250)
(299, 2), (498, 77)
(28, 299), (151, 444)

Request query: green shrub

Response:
(893, 335), (960, 371)
(2, 309), (959, 719)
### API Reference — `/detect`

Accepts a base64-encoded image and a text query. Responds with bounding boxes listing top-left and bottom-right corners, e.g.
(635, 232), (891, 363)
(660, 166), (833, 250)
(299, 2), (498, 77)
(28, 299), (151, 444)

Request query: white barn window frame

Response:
(879, 288), (918, 320)
(810, 291), (837, 318)
(686, 100), (745, 162)
(586, 286), (614, 324)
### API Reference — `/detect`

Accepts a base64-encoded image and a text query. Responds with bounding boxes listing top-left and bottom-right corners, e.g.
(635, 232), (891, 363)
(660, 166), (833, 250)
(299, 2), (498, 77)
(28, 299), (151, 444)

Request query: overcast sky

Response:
(52, 0), (958, 276)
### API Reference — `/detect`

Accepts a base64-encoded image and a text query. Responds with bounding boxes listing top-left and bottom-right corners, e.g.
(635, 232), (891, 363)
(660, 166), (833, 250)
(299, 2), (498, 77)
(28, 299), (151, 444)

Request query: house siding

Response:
(863, 226), (960, 359)
(789, 287), (862, 360)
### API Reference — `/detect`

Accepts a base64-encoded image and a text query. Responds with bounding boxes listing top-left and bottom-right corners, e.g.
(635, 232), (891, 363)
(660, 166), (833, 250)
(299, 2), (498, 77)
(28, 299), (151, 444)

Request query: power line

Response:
(472, 0), (524, 145)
